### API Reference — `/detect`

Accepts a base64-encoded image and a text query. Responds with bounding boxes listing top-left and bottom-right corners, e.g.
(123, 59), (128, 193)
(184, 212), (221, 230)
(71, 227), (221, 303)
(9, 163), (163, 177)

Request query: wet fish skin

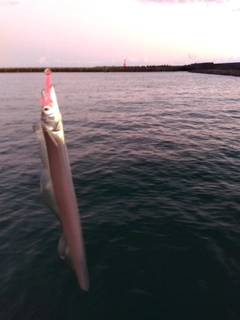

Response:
(33, 69), (89, 291)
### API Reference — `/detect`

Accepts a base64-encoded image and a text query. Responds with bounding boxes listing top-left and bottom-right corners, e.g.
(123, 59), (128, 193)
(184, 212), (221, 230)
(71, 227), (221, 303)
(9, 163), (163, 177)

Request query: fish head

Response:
(40, 68), (62, 131)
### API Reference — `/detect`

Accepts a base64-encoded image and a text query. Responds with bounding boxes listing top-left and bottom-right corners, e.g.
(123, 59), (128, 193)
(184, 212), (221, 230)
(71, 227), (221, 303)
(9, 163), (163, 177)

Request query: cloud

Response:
(139, 0), (230, 3)
(38, 56), (46, 64)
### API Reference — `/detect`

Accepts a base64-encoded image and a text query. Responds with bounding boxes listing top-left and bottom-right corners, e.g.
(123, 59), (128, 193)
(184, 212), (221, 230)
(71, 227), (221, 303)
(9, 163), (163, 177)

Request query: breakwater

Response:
(187, 62), (240, 77)
(1, 62), (240, 76)
(0, 65), (185, 73)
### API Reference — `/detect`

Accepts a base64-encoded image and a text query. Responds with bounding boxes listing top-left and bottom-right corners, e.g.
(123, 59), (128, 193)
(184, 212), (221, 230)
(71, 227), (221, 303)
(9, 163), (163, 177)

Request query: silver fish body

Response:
(33, 76), (89, 291)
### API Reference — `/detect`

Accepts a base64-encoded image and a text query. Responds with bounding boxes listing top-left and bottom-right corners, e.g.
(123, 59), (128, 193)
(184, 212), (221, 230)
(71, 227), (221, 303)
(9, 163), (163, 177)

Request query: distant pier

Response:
(0, 63), (240, 77)
(0, 65), (186, 73)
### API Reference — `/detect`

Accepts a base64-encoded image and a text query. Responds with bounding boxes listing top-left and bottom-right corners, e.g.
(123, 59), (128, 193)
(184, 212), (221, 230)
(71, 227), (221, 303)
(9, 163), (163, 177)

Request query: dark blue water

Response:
(1, 72), (240, 320)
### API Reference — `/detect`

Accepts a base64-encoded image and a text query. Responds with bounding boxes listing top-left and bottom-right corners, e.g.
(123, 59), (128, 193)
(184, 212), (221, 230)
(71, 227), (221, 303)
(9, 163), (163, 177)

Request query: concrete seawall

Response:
(0, 65), (186, 73)
(1, 62), (240, 77)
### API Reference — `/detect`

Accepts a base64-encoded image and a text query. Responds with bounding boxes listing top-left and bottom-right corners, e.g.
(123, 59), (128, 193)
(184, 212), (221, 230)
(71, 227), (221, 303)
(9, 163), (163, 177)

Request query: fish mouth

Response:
(41, 89), (52, 107)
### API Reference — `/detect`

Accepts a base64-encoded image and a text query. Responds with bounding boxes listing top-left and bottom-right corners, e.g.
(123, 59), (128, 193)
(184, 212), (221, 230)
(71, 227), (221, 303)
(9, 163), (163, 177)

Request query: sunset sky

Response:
(1, 0), (240, 67)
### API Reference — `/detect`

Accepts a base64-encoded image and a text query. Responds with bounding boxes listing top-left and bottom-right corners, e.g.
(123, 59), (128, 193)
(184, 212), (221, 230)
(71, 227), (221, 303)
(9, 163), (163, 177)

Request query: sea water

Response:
(0, 71), (240, 320)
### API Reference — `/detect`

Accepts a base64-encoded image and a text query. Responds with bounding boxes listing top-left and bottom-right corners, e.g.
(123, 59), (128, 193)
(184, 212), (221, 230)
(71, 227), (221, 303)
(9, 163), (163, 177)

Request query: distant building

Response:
(123, 59), (126, 67)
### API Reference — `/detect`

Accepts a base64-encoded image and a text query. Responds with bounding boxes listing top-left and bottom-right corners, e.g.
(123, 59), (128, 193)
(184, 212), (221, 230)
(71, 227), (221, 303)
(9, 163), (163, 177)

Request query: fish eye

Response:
(44, 107), (49, 111)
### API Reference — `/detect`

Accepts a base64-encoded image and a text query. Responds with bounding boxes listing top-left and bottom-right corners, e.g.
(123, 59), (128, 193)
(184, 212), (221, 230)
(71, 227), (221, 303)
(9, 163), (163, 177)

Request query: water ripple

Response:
(1, 72), (240, 319)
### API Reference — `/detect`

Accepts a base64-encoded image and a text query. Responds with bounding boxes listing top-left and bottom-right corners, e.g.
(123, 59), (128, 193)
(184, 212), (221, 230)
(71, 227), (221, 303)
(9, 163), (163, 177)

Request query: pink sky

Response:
(1, 0), (240, 67)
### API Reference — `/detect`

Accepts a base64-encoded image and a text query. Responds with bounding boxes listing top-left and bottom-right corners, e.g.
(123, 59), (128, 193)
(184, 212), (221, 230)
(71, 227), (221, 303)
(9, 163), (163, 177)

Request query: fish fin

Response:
(33, 122), (60, 218)
(58, 232), (74, 270)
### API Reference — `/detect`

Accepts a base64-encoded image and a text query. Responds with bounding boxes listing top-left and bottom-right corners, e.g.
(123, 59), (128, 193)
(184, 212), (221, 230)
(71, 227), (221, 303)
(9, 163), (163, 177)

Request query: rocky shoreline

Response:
(0, 62), (240, 77)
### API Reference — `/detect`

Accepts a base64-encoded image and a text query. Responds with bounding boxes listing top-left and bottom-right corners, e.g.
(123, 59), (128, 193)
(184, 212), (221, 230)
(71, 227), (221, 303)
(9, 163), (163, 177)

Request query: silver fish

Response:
(33, 68), (89, 291)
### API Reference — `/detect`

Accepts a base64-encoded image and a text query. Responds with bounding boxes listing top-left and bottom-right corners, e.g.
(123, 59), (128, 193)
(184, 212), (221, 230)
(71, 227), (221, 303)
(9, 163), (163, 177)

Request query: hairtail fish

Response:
(33, 68), (89, 291)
